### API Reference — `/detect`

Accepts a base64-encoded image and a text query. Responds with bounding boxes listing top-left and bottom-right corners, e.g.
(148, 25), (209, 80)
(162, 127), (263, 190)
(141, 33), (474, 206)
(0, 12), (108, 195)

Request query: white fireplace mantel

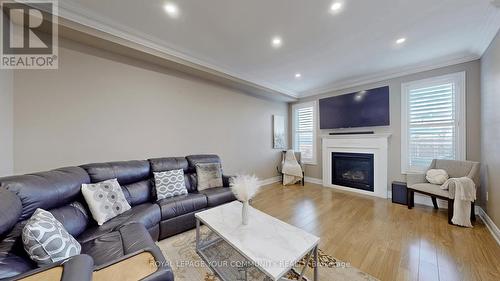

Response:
(321, 134), (391, 198)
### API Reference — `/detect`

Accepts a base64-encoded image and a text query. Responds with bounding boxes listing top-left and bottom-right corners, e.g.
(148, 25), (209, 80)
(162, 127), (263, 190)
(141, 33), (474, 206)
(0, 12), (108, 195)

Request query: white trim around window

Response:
(292, 101), (317, 165)
(401, 71), (466, 173)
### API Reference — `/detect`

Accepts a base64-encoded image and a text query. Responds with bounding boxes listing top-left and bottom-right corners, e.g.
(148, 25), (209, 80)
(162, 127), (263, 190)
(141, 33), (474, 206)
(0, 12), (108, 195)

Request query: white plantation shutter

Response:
(293, 102), (317, 164)
(401, 72), (466, 172)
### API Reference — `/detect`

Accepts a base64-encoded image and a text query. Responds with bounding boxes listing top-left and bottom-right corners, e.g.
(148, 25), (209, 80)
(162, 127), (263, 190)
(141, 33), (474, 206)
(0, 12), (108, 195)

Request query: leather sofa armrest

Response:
(93, 248), (173, 281)
(13, 254), (93, 281)
(407, 173), (427, 187)
(60, 254), (94, 281)
(222, 175), (234, 187)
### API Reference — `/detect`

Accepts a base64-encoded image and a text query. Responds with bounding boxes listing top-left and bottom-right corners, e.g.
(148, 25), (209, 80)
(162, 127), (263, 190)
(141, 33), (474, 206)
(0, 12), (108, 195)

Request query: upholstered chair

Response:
(406, 159), (480, 224)
(277, 151), (305, 186)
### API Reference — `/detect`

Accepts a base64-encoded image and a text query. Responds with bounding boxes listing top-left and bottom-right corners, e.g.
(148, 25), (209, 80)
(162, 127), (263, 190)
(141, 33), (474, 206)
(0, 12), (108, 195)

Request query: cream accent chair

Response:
(406, 159), (480, 225)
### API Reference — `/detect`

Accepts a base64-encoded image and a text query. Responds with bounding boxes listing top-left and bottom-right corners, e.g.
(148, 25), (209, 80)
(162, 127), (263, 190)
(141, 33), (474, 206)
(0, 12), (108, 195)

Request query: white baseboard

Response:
(258, 176), (281, 186)
(477, 207), (500, 246)
(304, 177), (322, 185)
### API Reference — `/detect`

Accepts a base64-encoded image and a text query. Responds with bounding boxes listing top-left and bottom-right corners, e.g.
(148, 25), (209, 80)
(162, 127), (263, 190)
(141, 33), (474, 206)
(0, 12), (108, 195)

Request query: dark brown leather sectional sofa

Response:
(0, 154), (236, 281)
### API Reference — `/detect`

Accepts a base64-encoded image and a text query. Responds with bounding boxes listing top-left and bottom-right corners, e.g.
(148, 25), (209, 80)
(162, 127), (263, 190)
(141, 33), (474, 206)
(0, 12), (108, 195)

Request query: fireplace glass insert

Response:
(332, 152), (374, 191)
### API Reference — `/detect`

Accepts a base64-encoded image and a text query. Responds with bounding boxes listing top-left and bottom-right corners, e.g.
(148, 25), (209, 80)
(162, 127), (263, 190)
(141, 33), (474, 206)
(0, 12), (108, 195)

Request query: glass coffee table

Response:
(195, 201), (320, 281)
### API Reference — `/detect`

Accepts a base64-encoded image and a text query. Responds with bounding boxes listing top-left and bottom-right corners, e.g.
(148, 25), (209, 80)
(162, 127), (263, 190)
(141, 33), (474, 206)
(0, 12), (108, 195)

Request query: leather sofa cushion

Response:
(80, 160), (150, 186)
(159, 211), (200, 239)
(0, 222), (36, 279)
(0, 167), (90, 221)
(186, 155), (222, 173)
(198, 187), (236, 207)
(0, 187), (22, 237)
(87, 223), (174, 281)
(0, 222), (25, 256)
(50, 202), (90, 238)
(80, 223), (156, 266)
(81, 161), (154, 207)
(77, 203), (160, 243)
(157, 193), (207, 220)
(185, 174), (197, 193)
(149, 157), (189, 173)
(122, 179), (153, 206)
(0, 253), (35, 279)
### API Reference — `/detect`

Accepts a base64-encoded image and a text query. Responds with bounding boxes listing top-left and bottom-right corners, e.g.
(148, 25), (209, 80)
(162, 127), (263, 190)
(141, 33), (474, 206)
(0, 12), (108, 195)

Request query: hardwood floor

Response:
(251, 182), (500, 281)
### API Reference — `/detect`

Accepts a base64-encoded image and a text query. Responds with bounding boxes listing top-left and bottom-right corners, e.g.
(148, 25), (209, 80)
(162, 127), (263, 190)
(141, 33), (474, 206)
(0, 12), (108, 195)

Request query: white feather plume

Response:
(230, 174), (260, 202)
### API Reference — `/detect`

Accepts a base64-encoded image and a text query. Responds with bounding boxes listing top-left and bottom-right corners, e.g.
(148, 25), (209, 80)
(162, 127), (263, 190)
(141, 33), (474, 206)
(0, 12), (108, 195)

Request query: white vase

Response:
(242, 201), (249, 225)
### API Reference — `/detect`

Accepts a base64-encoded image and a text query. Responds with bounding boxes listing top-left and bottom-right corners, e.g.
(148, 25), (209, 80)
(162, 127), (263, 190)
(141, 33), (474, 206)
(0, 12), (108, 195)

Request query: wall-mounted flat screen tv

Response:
(319, 86), (390, 129)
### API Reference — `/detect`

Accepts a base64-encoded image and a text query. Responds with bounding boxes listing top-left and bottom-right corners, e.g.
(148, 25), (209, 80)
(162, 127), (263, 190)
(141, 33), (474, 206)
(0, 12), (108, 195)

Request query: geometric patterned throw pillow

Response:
(196, 163), (223, 191)
(22, 208), (81, 266)
(81, 178), (131, 225)
(154, 169), (188, 200)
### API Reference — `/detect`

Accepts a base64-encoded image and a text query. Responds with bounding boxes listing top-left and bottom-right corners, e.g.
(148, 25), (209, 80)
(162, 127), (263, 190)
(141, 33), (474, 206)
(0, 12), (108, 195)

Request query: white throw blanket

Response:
(282, 150), (303, 185)
(441, 177), (476, 227)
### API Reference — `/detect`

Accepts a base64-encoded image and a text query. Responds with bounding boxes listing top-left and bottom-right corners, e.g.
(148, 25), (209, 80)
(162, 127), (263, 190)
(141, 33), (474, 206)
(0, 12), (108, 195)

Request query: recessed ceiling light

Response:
(163, 3), (179, 18)
(271, 37), (282, 48)
(330, 2), (343, 12)
(295, 73), (302, 78)
(396, 37), (406, 44)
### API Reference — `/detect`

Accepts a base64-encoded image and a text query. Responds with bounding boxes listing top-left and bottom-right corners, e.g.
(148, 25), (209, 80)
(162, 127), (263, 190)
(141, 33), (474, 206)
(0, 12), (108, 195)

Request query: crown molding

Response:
(298, 54), (481, 98)
(55, 2), (299, 99)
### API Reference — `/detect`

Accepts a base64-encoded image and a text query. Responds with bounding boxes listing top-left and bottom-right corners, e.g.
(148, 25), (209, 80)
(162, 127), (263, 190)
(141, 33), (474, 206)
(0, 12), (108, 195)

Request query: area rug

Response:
(156, 227), (378, 281)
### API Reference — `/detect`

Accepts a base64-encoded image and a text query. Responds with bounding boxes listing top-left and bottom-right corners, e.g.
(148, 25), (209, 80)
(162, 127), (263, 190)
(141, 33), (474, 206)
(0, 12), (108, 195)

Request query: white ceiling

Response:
(59, 0), (500, 98)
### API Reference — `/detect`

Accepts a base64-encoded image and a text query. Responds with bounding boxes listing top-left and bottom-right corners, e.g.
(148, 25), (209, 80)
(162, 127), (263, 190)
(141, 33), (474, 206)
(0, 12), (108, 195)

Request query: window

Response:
(292, 101), (317, 164)
(401, 72), (466, 173)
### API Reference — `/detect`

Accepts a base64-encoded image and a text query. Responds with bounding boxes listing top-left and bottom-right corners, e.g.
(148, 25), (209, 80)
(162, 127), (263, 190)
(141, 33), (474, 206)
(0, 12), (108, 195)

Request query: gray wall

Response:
(0, 69), (13, 176)
(292, 60), (481, 193)
(481, 30), (500, 227)
(12, 39), (288, 179)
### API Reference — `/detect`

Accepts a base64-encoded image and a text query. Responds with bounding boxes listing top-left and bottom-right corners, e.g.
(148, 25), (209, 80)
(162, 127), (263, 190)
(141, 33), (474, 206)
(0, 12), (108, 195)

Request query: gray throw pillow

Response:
(81, 178), (131, 225)
(154, 169), (188, 200)
(22, 208), (81, 266)
(196, 163), (223, 191)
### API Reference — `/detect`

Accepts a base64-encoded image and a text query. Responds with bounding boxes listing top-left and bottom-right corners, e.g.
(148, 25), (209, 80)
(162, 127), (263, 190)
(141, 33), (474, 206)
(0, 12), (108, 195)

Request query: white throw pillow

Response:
(154, 169), (188, 200)
(426, 169), (449, 185)
(81, 179), (131, 225)
(22, 209), (81, 266)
